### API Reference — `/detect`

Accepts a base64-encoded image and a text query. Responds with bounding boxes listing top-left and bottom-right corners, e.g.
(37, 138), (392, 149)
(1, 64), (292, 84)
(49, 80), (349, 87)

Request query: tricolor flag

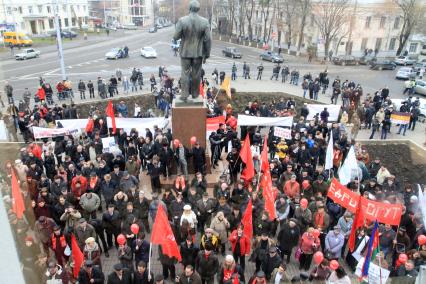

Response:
(361, 220), (380, 277)
(390, 111), (410, 125)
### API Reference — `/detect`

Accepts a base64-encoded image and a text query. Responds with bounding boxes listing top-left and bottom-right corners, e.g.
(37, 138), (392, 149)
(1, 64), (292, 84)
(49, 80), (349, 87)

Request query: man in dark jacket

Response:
(134, 191), (151, 232)
(277, 219), (300, 263)
(195, 243), (219, 284)
(192, 141), (206, 174)
(77, 260), (104, 284)
(107, 263), (132, 284)
(261, 247), (282, 280)
(180, 236), (200, 268)
(102, 204), (121, 249)
(133, 261), (154, 284)
(176, 265), (202, 284)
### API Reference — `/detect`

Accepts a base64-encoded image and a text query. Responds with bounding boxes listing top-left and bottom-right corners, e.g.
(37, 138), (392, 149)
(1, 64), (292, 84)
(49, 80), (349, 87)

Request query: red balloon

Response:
(130, 223), (139, 235)
(312, 229), (321, 238)
(173, 139), (180, 147)
(313, 251), (324, 265)
(418, 234), (426, 246)
(398, 253), (408, 264)
(330, 260), (339, 270)
(300, 198), (308, 209)
(190, 136), (197, 145)
(117, 234), (126, 245)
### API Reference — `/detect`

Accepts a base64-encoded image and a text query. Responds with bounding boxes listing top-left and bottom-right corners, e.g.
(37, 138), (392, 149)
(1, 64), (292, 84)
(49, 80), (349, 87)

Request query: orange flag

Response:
(220, 76), (231, 98)
(239, 135), (255, 182)
(260, 136), (276, 220)
(199, 81), (205, 98)
(11, 170), (25, 219)
(71, 234), (84, 278)
(105, 101), (116, 135)
(241, 199), (253, 247)
(151, 205), (182, 261)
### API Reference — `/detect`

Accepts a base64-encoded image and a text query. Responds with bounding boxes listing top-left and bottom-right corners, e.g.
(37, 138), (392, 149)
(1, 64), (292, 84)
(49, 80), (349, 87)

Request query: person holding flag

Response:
(361, 220), (380, 280)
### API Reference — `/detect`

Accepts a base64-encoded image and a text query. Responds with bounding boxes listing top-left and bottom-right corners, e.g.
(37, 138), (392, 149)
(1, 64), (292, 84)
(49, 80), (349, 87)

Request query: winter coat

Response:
(102, 210), (121, 233)
(324, 231), (345, 259)
(229, 230), (251, 256)
(75, 224), (97, 249)
(195, 250), (219, 279)
(78, 266), (104, 284)
(107, 270), (132, 284)
(83, 242), (102, 267)
(118, 245), (133, 270)
(132, 239), (150, 264)
(178, 271), (202, 284)
(79, 193), (101, 213)
(277, 223), (300, 252)
(180, 242), (200, 266)
(210, 214), (230, 244)
(262, 254), (282, 279)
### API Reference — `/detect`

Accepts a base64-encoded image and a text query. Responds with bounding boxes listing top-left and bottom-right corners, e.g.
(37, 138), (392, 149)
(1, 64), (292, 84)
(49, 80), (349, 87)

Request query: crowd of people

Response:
(1, 59), (426, 284)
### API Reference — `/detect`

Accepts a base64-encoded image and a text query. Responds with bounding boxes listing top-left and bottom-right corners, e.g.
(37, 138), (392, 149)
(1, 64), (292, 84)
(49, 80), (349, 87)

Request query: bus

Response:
(2, 31), (33, 47)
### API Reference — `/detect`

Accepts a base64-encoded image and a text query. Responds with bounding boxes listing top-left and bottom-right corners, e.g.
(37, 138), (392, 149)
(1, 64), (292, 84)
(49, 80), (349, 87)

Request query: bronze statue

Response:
(173, 0), (211, 102)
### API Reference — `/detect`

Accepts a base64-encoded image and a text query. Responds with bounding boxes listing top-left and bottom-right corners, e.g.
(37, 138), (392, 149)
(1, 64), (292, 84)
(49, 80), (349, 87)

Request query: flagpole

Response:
(148, 241), (152, 277)
(378, 244), (382, 284)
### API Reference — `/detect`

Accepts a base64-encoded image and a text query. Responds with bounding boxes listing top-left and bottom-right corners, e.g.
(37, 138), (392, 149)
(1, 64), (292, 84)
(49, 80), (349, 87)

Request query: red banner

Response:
(327, 178), (403, 226)
(206, 116), (225, 133)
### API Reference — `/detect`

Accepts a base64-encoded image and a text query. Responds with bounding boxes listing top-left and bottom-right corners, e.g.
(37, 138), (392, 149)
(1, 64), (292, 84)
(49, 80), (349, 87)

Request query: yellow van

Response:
(2, 31), (33, 47)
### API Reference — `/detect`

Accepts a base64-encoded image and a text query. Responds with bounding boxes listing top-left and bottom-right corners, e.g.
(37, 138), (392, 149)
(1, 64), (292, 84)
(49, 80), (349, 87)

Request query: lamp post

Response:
(54, 0), (67, 80)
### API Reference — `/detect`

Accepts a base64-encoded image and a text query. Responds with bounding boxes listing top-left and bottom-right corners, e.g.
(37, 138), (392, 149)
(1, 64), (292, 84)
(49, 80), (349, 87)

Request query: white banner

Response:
(274, 127), (292, 139)
(57, 117), (169, 136)
(355, 257), (390, 284)
(237, 115), (293, 127)
(102, 137), (116, 153)
(0, 120), (7, 141)
(32, 126), (81, 139)
(306, 104), (341, 121)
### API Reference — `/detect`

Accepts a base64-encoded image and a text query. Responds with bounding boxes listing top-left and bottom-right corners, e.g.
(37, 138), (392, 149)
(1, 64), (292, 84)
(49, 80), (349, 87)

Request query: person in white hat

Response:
(83, 236), (102, 268)
(180, 204), (198, 230)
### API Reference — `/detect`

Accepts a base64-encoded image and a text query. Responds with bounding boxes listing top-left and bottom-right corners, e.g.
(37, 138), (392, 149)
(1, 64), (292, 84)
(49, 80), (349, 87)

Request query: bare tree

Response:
(313, 0), (350, 58)
(296, 0), (312, 55)
(279, 0), (298, 50)
(260, 0), (272, 42)
(395, 0), (426, 55)
(238, 0), (247, 38)
(245, 0), (256, 40)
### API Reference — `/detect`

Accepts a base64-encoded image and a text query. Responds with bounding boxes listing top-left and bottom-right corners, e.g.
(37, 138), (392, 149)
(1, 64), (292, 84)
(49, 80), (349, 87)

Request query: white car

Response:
(392, 98), (426, 117)
(15, 48), (40, 60)
(140, 46), (157, 58)
(396, 67), (417, 80)
(105, 48), (123, 59)
(394, 55), (417, 66)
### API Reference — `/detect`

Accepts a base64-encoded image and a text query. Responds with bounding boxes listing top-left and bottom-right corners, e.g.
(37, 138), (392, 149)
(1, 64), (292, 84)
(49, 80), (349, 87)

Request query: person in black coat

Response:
(133, 261), (154, 284)
(180, 236), (200, 268)
(102, 204), (121, 249)
(195, 243), (219, 284)
(277, 219), (300, 263)
(107, 263), (132, 284)
(133, 232), (151, 268)
(192, 142), (206, 174)
(77, 260), (105, 284)
(261, 247), (282, 280)
(90, 218), (109, 257)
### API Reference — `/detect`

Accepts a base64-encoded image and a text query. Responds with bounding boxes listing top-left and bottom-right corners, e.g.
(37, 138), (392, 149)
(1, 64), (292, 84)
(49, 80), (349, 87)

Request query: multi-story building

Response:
(0, 0), (90, 35)
(88, 0), (154, 26)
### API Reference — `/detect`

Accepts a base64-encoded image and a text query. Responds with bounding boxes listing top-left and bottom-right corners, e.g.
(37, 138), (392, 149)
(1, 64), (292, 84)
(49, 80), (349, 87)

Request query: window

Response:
(38, 5), (43, 13)
(379, 16), (386, 29)
(389, 38), (396, 50)
(49, 19), (54, 29)
(72, 18), (76, 26)
(63, 5), (67, 12)
(361, 38), (368, 50)
(6, 7), (11, 15)
(409, 43), (418, 53)
(47, 6), (51, 14)
(64, 18), (69, 27)
(394, 17), (400, 29)
(365, 16), (371, 28)
(375, 38), (382, 51)
(18, 6), (23, 14)
(28, 6), (33, 14)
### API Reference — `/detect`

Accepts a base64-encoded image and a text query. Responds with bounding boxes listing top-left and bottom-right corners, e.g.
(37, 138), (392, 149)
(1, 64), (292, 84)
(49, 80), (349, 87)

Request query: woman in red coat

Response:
(37, 86), (46, 102)
(229, 224), (251, 271)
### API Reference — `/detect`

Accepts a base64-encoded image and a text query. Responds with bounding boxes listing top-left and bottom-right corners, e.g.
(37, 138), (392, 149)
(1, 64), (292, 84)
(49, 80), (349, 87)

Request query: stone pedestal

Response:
(172, 104), (210, 174)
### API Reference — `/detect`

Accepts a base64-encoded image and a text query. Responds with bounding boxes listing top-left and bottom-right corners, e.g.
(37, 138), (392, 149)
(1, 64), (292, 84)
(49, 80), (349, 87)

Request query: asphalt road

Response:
(0, 27), (418, 103)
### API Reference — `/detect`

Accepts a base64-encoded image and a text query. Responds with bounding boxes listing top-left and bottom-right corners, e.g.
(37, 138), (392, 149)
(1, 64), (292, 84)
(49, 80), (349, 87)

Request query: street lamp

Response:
(54, 0), (67, 80)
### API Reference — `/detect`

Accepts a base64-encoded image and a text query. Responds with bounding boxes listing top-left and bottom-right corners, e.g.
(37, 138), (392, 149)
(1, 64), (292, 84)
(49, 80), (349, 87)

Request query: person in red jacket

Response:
(71, 172), (88, 201)
(37, 86), (46, 102)
(229, 224), (250, 272)
(283, 174), (300, 200)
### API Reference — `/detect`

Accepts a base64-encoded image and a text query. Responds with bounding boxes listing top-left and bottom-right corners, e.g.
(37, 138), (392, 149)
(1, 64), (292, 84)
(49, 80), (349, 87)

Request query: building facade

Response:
(0, 0), (90, 35)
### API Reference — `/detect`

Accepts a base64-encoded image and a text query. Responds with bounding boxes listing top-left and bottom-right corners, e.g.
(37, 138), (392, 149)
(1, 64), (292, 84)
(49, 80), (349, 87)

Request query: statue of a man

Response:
(173, 0), (211, 102)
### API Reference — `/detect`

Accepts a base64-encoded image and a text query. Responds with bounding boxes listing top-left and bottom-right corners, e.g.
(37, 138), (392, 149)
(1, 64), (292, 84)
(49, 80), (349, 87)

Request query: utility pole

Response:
(172, 0), (175, 24)
(210, 0), (215, 33)
(346, 0), (358, 55)
(103, 0), (107, 26)
(54, 0), (67, 80)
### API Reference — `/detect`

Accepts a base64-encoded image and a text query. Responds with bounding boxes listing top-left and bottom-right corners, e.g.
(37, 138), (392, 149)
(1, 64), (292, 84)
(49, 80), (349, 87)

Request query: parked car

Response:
(50, 30), (78, 39)
(15, 48), (40, 60)
(140, 46), (157, 58)
(123, 23), (137, 30)
(222, 47), (242, 58)
(149, 26), (157, 33)
(332, 55), (358, 66)
(155, 24), (163, 29)
(413, 62), (426, 74)
(370, 60), (396, 70)
(260, 51), (284, 63)
(394, 55), (417, 65)
(396, 67), (417, 80)
(358, 55), (376, 65)
(105, 48), (127, 59)
(412, 80), (426, 96)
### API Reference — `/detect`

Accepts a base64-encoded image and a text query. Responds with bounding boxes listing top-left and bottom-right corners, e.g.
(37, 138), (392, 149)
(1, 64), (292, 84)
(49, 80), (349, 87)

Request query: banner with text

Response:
(33, 126), (81, 139)
(237, 115), (293, 127)
(273, 127), (292, 139)
(327, 178), (403, 225)
(355, 257), (390, 284)
(306, 104), (341, 121)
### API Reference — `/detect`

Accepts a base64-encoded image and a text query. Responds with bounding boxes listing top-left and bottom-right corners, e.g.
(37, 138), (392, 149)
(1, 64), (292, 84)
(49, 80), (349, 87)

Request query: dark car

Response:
(50, 30), (78, 39)
(332, 55), (358, 66)
(222, 47), (242, 58)
(370, 60), (396, 70)
(358, 55), (376, 65)
(260, 51), (284, 63)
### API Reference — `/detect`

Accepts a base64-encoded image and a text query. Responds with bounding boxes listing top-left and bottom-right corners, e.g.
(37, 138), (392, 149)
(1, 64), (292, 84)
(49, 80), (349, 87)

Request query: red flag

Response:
(151, 205), (182, 261)
(348, 197), (364, 252)
(85, 118), (94, 133)
(241, 199), (253, 248)
(71, 234), (84, 278)
(260, 137), (276, 220)
(239, 135), (255, 182)
(11, 170), (25, 219)
(200, 82), (205, 98)
(105, 101), (116, 135)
